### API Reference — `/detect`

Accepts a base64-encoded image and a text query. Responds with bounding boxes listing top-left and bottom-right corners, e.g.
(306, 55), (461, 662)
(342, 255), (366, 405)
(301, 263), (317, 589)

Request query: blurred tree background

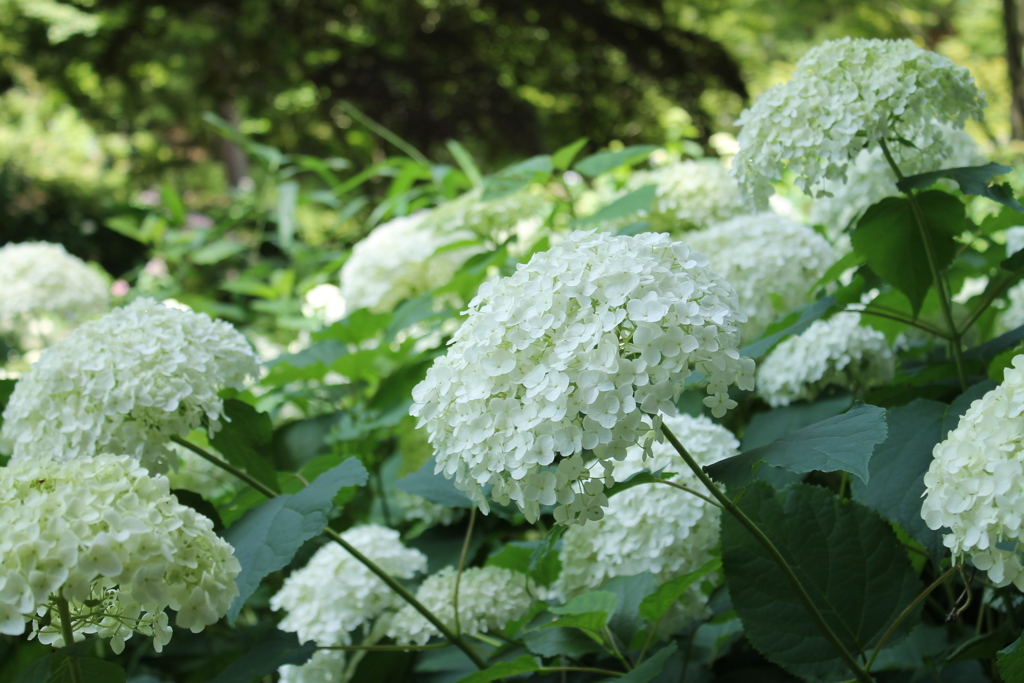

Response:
(0, 0), (1018, 273)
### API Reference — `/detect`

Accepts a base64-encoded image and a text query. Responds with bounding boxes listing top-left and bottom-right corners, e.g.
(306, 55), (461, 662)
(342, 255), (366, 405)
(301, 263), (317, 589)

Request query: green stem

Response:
(453, 508), (478, 636)
(339, 101), (431, 166)
(959, 272), (1016, 336)
(55, 597), (83, 683)
(654, 479), (722, 508)
(660, 423), (872, 683)
(864, 566), (957, 671)
(319, 642), (450, 652)
(844, 306), (950, 339)
(879, 139), (969, 391)
(538, 666), (625, 677)
(173, 436), (488, 670)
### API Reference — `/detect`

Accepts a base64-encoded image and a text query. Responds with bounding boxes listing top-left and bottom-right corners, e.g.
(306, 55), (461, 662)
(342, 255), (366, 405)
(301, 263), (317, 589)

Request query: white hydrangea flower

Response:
(270, 525), (427, 649)
(339, 212), (482, 314)
(556, 414), (735, 624)
(1001, 281), (1024, 333)
(732, 37), (986, 208)
(756, 313), (895, 407)
(386, 566), (534, 645)
(411, 231), (754, 525)
(0, 298), (260, 471)
(809, 126), (984, 234)
(0, 241), (109, 329)
(301, 283), (347, 325)
(1006, 226), (1024, 258)
(0, 454), (240, 653)
(684, 213), (835, 340)
(922, 356), (1024, 588)
(279, 650), (348, 683)
(418, 186), (552, 241)
(621, 159), (749, 232)
(394, 489), (464, 527)
(166, 444), (240, 501)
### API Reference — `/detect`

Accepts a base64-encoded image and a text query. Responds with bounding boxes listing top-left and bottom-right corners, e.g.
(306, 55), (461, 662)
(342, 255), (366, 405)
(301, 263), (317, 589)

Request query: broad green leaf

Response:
(740, 297), (836, 360)
(190, 239), (248, 265)
(276, 180), (299, 251)
(224, 458), (368, 623)
(980, 205), (1024, 235)
(618, 643), (678, 683)
(897, 162), (1024, 213)
(547, 591), (618, 632)
(481, 177), (529, 201)
(1003, 248), (1024, 274)
(552, 137), (589, 171)
(707, 404), (887, 491)
(445, 140), (483, 187)
(396, 458), (475, 508)
(27, 656), (126, 683)
(575, 184), (657, 226)
(210, 399), (280, 493)
(990, 347), (1021, 382)
(455, 656), (539, 683)
(487, 541), (561, 587)
(998, 631), (1024, 683)
(616, 220), (651, 236)
(870, 623), (947, 673)
(160, 184), (186, 224)
(966, 323), (1024, 361)
(530, 526), (566, 585)
(741, 395), (853, 451)
(207, 629), (317, 683)
(722, 483), (923, 681)
(639, 558), (721, 623)
(264, 340), (348, 383)
(601, 572), (658, 647)
(522, 627), (602, 657)
(851, 192), (964, 316)
(812, 250), (867, 292)
(573, 145), (659, 177)
(851, 383), (990, 563)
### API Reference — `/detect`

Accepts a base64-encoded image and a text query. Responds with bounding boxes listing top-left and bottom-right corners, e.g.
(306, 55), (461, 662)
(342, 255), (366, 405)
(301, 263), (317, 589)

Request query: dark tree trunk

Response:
(218, 100), (250, 188)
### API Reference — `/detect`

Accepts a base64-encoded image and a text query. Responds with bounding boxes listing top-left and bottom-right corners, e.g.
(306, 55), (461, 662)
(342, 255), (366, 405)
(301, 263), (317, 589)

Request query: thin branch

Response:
(454, 508), (478, 636)
(653, 479), (722, 508)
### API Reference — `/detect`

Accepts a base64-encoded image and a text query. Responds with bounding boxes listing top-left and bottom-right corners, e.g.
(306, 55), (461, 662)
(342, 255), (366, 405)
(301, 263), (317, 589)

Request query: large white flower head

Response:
(622, 159), (749, 232)
(0, 297), (260, 471)
(684, 213), (835, 340)
(756, 313), (895, 407)
(339, 212), (481, 314)
(386, 566), (534, 645)
(0, 454), (240, 653)
(809, 126), (984, 234)
(1001, 281), (1024, 333)
(0, 241), (109, 335)
(732, 37), (986, 208)
(922, 356), (1024, 589)
(279, 651), (348, 683)
(556, 414), (735, 623)
(410, 231), (754, 525)
(301, 283), (347, 326)
(270, 525), (427, 648)
(418, 186), (552, 240)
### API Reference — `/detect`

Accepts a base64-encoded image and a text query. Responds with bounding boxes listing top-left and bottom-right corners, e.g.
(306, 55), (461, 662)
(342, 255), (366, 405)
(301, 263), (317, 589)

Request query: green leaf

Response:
(812, 251), (867, 292)
(721, 483), (923, 681)
(522, 627), (602, 657)
(210, 399), (280, 494)
(552, 137), (589, 171)
(445, 140), (483, 187)
(639, 558), (721, 623)
(396, 458), (475, 508)
(618, 643), (677, 683)
(740, 297), (836, 360)
(223, 458), (368, 623)
(998, 631), (1024, 683)
(487, 541), (561, 587)
(207, 629), (317, 683)
(455, 655), (539, 683)
(616, 220), (651, 236)
(849, 387), (991, 563)
(741, 395), (853, 451)
(897, 162), (1024, 213)
(276, 180), (299, 251)
(851, 192), (965, 316)
(546, 591), (618, 632)
(601, 573), (658, 647)
(160, 184), (186, 225)
(707, 404), (887, 491)
(1003, 247), (1024, 274)
(31, 657), (126, 683)
(573, 145), (659, 177)
(190, 239), (248, 265)
(575, 185), (657, 226)
(264, 340), (349, 383)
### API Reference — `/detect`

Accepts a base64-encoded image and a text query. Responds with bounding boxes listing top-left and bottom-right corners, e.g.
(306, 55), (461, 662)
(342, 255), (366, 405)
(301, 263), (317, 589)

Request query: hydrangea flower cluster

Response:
(621, 159), (749, 232)
(339, 212), (482, 314)
(166, 444), (240, 501)
(386, 566), (534, 645)
(808, 126), (983, 233)
(0, 298), (260, 471)
(301, 283), (347, 326)
(279, 651), (348, 683)
(1001, 282), (1024, 333)
(418, 186), (551, 241)
(756, 314), (895, 406)
(394, 489), (464, 527)
(922, 356), (1024, 589)
(271, 526), (427, 649)
(411, 231), (754, 524)
(684, 213), (835, 340)
(732, 37), (986, 207)
(0, 454), (240, 652)
(556, 414), (735, 624)
(0, 241), (109, 331)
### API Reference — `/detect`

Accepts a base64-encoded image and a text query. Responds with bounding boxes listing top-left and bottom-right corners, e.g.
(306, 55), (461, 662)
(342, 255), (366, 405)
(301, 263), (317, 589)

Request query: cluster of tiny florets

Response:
(556, 414), (735, 624)
(620, 159), (749, 232)
(411, 231), (754, 524)
(278, 651), (349, 683)
(386, 566), (534, 645)
(0, 241), (109, 331)
(394, 489), (464, 527)
(301, 283), (347, 326)
(418, 186), (551, 242)
(0, 454), (240, 653)
(271, 526), (427, 648)
(922, 356), (1024, 589)
(0, 298), (260, 471)
(732, 37), (986, 207)
(165, 443), (240, 501)
(809, 126), (984, 233)
(339, 212), (482, 314)
(684, 213), (835, 340)
(756, 314), (895, 406)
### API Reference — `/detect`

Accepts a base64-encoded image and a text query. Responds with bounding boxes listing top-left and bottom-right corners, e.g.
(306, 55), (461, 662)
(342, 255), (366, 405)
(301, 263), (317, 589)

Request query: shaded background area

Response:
(0, 0), (1019, 274)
